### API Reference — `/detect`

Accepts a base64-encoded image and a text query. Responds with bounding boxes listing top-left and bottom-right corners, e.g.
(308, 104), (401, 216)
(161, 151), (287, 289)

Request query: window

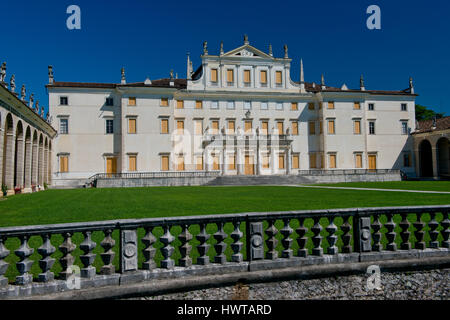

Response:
(196, 156), (203, 171)
(227, 120), (235, 134)
(355, 153), (363, 168)
(328, 120), (335, 134)
(211, 120), (219, 134)
(401, 103), (408, 111)
(403, 153), (411, 167)
(354, 102), (361, 110)
(244, 120), (252, 134)
(160, 119), (169, 134)
(176, 156), (185, 171)
(60, 156), (69, 172)
(401, 121), (408, 135)
(320, 153), (324, 168)
(260, 70), (267, 85)
(244, 101), (251, 110)
(243, 70), (251, 85)
(227, 101), (235, 110)
(195, 100), (203, 109)
(106, 119), (114, 134)
(128, 97), (136, 106)
(194, 120), (203, 135)
(60, 119), (68, 134)
(327, 101), (335, 109)
(105, 98), (114, 106)
(369, 121), (375, 135)
(262, 154), (270, 169)
(227, 69), (234, 84)
(128, 118), (136, 134)
(291, 121), (299, 135)
(309, 153), (317, 169)
(278, 154), (285, 169)
(291, 102), (298, 110)
(277, 121), (284, 135)
(176, 120), (184, 135)
(176, 100), (184, 109)
(308, 121), (316, 135)
(368, 103), (374, 111)
(261, 121), (269, 135)
(161, 155), (169, 171)
(292, 154), (299, 169)
(210, 69), (218, 83)
(228, 155), (236, 170)
(261, 102), (268, 110)
(308, 102), (315, 110)
(128, 155), (137, 172)
(211, 101), (219, 109)
(59, 96), (68, 105)
(329, 154), (336, 169)
(276, 102), (283, 110)
(354, 120), (361, 134)
(275, 71), (282, 85)
(212, 155), (220, 171)
(161, 98), (169, 107)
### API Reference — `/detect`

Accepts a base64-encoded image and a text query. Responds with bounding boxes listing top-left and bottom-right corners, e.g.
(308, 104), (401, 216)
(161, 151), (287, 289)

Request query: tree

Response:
(415, 104), (445, 121)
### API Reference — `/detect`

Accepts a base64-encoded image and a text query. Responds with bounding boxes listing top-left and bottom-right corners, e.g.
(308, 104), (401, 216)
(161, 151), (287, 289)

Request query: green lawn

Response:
(0, 185), (449, 227)
(0, 185), (448, 283)
(313, 181), (450, 192)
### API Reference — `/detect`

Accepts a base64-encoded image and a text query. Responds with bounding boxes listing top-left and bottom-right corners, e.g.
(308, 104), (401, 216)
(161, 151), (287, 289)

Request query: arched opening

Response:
(14, 121), (24, 189)
(24, 127), (32, 191)
(437, 137), (450, 178)
(44, 138), (49, 185)
(38, 134), (43, 186)
(419, 139), (433, 177)
(31, 131), (38, 188)
(2, 114), (14, 190)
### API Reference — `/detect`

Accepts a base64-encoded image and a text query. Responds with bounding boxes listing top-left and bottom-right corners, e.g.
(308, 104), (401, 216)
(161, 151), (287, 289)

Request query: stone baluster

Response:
(326, 217), (338, 255)
(399, 214), (411, 250)
(196, 223), (210, 265)
(265, 220), (278, 260)
(311, 217), (323, 256)
(341, 216), (352, 253)
(230, 221), (243, 262)
(296, 218), (308, 257)
(428, 213), (439, 248)
(385, 214), (397, 251)
(15, 235), (34, 285)
(59, 232), (76, 280)
(80, 231), (97, 278)
(178, 225), (192, 267)
(100, 229), (115, 275)
(441, 211), (450, 248)
(142, 227), (157, 270)
(37, 234), (56, 282)
(280, 218), (293, 258)
(160, 225), (175, 269)
(371, 214), (383, 251)
(214, 222), (227, 264)
(0, 237), (10, 287)
(413, 215), (426, 250)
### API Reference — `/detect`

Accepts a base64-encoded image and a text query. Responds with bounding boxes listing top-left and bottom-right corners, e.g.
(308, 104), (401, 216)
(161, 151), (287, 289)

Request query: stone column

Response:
(431, 146), (438, 178)
(23, 140), (32, 193)
(4, 133), (16, 195)
(31, 142), (38, 186)
(286, 148), (291, 175)
(47, 149), (52, 185)
(15, 137), (24, 189)
(271, 149), (276, 175)
(0, 128), (4, 187)
(43, 146), (48, 185)
(256, 135), (260, 176)
(38, 143), (43, 186)
(236, 147), (241, 175)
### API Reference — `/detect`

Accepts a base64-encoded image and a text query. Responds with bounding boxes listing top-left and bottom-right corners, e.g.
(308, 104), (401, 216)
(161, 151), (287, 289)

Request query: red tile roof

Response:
(414, 116), (450, 134)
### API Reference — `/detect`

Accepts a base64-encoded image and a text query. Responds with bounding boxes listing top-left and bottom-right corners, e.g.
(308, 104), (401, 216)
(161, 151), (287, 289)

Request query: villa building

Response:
(47, 36), (417, 187)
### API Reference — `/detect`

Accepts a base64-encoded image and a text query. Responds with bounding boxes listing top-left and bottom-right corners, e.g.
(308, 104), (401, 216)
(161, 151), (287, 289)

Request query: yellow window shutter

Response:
(177, 156), (185, 171)
(277, 122), (284, 134)
(329, 154), (336, 168)
(211, 69), (218, 82)
(262, 155), (270, 169)
(129, 119), (136, 133)
(228, 155), (235, 170)
(278, 154), (285, 169)
(195, 121), (202, 135)
(129, 97), (136, 106)
(262, 121), (268, 135)
(195, 100), (202, 109)
(328, 120), (335, 134)
(292, 122), (298, 135)
(60, 156), (68, 172)
(161, 119), (168, 134)
(354, 120), (361, 134)
(260, 70), (267, 83)
(213, 156), (219, 170)
(177, 120), (184, 134)
(291, 102), (298, 110)
(292, 155), (299, 169)
(161, 98), (168, 106)
(328, 101), (335, 109)
(228, 121), (235, 134)
(196, 156), (203, 170)
(310, 154), (316, 168)
(356, 154), (362, 168)
(176, 100), (184, 109)
(275, 71), (282, 84)
(245, 121), (252, 133)
(354, 102), (360, 109)
(162, 156), (169, 171)
(129, 156), (137, 171)
(244, 70), (251, 83)
(227, 69), (234, 82)
(212, 121), (219, 133)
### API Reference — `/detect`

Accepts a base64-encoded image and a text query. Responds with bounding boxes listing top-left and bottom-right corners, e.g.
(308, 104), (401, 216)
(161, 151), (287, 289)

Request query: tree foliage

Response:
(415, 104), (445, 121)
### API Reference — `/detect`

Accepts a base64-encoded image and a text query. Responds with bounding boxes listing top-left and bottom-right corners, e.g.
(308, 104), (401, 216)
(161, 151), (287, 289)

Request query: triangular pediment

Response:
(222, 44), (274, 59)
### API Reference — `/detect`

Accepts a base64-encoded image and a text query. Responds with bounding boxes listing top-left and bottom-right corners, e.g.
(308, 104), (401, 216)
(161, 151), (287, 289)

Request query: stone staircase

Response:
(205, 175), (314, 186)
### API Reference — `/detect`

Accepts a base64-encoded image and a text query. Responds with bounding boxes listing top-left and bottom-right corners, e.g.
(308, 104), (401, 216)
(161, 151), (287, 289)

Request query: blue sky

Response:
(1, 0), (449, 115)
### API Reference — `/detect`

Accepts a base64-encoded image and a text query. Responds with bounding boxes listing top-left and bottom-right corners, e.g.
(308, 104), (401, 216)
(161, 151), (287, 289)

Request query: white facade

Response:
(48, 37), (417, 185)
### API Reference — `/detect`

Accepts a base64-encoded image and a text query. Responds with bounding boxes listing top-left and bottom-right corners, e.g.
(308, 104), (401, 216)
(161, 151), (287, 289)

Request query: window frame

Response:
(59, 118), (69, 134)
(59, 96), (68, 106)
(105, 119), (114, 134)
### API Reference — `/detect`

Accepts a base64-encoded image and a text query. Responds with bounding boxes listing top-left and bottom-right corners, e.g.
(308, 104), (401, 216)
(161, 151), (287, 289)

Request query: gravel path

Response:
(132, 269), (449, 300)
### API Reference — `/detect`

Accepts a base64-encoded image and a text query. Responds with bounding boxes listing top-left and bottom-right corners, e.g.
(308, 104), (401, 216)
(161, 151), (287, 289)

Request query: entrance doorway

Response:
(106, 157), (117, 177)
(419, 140), (433, 177)
(368, 154), (377, 171)
(244, 155), (255, 175)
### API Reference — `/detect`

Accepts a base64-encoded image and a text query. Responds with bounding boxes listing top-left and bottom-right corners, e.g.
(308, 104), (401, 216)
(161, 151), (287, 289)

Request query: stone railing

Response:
(297, 169), (401, 175)
(0, 205), (449, 299)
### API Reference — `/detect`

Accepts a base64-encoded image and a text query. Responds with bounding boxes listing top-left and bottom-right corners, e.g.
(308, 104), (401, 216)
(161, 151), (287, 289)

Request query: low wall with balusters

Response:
(0, 205), (449, 299)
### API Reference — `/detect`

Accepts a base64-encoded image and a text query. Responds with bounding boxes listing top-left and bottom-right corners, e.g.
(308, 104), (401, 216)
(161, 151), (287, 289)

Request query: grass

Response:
(313, 181), (450, 192)
(0, 184), (448, 283)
